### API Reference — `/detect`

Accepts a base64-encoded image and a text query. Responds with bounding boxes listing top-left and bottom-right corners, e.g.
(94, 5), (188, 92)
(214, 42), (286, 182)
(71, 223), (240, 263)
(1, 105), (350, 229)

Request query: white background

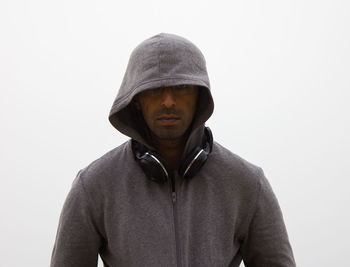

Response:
(1, 0), (349, 266)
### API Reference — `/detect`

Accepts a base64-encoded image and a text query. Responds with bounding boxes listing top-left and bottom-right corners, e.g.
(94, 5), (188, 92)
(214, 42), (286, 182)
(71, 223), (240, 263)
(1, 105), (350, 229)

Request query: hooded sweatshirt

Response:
(51, 33), (296, 267)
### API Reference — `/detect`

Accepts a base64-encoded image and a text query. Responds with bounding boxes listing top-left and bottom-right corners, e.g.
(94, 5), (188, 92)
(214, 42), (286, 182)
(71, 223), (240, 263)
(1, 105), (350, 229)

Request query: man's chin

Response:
(155, 134), (184, 141)
(152, 129), (186, 142)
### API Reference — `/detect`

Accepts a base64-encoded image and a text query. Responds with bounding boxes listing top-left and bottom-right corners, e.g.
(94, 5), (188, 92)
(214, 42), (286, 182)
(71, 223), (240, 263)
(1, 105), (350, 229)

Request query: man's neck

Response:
(153, 137), (186, 171)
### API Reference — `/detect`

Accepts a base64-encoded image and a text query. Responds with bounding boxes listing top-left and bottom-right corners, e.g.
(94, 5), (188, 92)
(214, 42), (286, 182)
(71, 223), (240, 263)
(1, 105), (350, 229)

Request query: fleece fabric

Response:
(51, 33), (296, 267)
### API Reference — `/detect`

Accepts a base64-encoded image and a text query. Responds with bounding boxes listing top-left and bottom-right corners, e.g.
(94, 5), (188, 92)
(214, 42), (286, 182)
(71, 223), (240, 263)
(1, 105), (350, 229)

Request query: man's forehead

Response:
(134, 84), (199, 100)
(147, 84), (197, 90)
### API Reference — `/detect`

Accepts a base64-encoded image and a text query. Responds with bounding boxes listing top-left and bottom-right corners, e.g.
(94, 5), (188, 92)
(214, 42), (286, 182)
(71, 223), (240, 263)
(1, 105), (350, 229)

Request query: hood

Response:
(109, 33), (214, 155)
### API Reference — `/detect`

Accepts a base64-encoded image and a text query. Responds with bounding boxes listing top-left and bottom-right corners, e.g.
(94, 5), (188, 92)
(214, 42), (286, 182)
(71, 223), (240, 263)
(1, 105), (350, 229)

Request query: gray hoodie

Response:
(51, 33), (296, 267)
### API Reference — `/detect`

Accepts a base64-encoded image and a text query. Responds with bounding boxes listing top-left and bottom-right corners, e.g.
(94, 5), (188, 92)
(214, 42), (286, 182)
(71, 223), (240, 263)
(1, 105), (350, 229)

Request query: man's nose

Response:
(161, 87), (176, 108)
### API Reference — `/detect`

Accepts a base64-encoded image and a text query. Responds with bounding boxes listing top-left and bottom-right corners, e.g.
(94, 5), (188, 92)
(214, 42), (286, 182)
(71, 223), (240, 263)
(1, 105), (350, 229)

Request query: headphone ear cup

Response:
(138, 155), (168, 183)
(132, 140), (170, 184)
(178, 147), (209, 179)
(178, 147), (200, 178)
(178, 127), (213, 179)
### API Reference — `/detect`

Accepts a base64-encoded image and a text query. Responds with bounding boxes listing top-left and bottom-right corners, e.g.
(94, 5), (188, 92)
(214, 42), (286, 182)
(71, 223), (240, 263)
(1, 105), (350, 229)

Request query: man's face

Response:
(134, 85), (198, 141)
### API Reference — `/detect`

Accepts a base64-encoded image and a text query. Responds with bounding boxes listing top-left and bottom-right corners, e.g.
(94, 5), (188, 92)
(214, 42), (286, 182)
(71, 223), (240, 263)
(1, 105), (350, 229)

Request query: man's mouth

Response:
(156, 116), (180, 125)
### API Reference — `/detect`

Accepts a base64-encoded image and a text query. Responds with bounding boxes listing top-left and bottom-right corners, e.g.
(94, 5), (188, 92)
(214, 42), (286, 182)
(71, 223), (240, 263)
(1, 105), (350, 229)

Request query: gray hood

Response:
(109, 33), (214, 155)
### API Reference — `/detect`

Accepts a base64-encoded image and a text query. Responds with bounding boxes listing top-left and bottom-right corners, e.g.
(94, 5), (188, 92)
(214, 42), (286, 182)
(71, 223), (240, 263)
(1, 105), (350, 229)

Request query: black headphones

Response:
(132, 127), (213, 183)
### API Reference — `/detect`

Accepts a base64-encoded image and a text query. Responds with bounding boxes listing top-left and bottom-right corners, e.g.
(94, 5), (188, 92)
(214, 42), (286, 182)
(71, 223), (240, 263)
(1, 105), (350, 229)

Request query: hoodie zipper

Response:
(170, 173), (182, 267)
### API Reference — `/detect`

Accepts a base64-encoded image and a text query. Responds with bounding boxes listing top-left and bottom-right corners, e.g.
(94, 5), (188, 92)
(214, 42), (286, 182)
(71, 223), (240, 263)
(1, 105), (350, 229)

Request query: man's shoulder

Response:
(75, 140), (134, 186)
(209, 141), (264, 185)
(211, 142), (261, 171)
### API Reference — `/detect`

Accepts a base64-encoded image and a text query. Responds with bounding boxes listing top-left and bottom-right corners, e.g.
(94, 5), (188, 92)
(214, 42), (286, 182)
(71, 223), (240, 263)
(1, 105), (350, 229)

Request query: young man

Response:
(51, 33), (296, 266)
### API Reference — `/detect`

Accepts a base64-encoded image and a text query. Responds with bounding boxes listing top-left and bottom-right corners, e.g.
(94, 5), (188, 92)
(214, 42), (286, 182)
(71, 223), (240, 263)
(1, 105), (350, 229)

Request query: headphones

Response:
(132, 127), (213, 183)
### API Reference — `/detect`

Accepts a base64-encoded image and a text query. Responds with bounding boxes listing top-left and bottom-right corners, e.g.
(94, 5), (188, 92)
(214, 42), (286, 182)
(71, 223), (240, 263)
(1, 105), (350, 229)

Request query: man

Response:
(51, 33), (296, 266)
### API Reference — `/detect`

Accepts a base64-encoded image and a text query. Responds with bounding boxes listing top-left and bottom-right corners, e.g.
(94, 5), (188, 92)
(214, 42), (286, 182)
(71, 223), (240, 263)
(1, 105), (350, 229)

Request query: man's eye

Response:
(145, 88), (162, 95)
(175, 85), (195, 93)
(142, 85), (195, 96)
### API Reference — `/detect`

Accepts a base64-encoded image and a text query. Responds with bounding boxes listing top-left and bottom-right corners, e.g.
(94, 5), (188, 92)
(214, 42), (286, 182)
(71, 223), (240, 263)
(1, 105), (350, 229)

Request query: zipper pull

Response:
(172, 192), (177, 203)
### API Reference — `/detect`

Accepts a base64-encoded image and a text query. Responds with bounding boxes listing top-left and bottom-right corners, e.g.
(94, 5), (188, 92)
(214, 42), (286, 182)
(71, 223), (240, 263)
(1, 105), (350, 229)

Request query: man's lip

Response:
(156, 116), (180, 120)
(156, 116), (181, 125)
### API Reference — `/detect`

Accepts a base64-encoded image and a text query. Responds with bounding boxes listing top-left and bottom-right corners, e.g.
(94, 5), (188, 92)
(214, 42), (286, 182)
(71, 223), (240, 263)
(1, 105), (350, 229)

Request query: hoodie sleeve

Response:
(240, 169), (296, 267)
(50, 171), (102, 267)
